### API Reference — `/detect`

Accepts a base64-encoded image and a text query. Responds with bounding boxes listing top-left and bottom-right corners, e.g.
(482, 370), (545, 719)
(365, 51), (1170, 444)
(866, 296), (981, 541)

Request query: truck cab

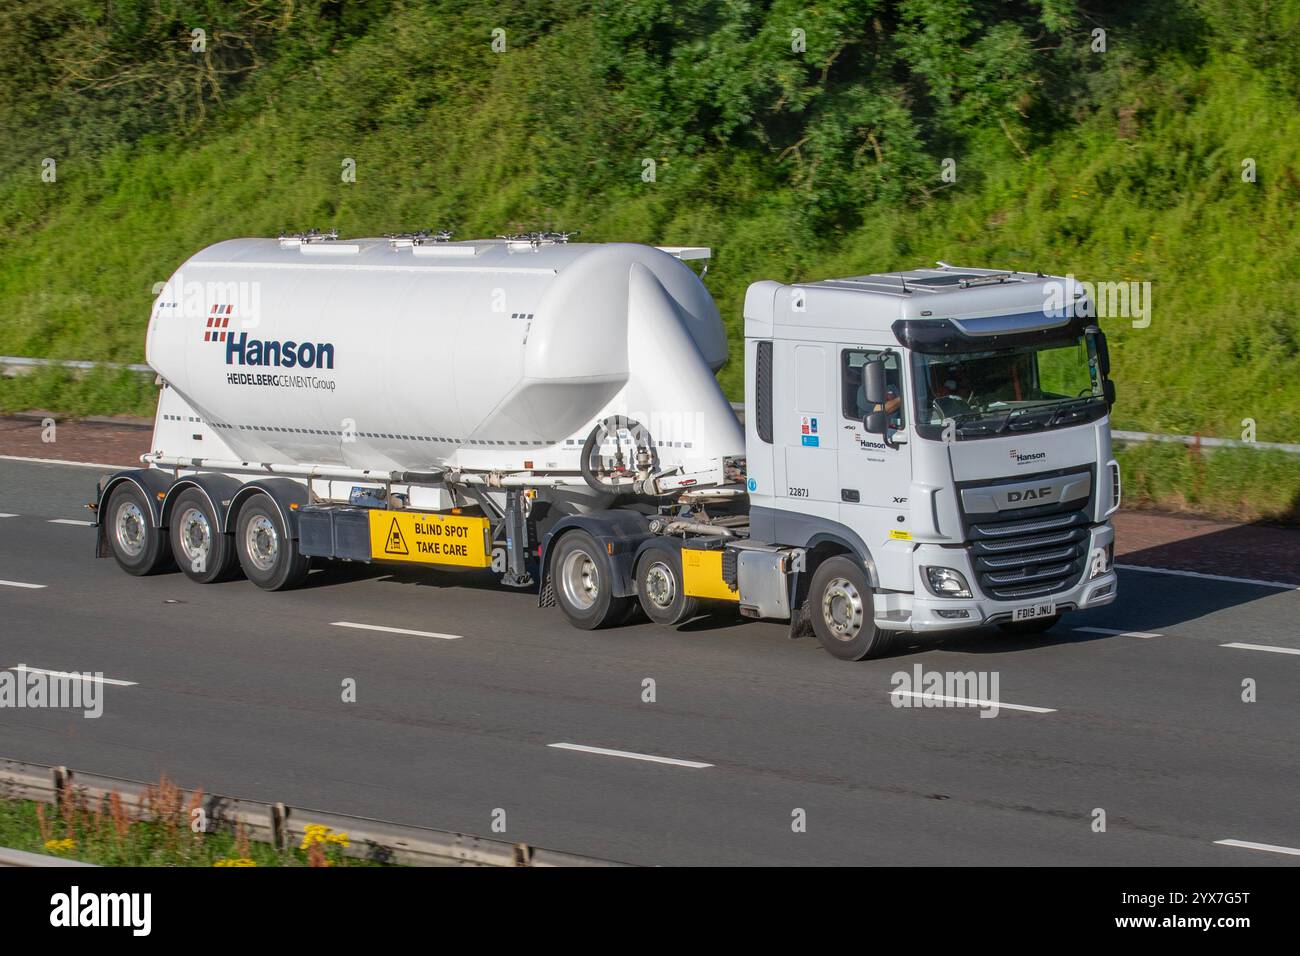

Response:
(740, 265), (1120, 658)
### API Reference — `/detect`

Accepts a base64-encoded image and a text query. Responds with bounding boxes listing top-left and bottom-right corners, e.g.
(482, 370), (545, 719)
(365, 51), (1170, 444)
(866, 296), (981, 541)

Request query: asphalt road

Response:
(0, 457), (1297, 866)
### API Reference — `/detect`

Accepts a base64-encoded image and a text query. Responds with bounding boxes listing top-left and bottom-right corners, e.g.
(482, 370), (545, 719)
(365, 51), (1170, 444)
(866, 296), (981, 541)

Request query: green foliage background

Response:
(1, 0), (1298, 448)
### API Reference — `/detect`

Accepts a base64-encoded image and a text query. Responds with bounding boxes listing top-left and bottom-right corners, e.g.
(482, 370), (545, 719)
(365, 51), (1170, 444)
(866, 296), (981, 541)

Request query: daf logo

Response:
(1007, 486), (1054, 503)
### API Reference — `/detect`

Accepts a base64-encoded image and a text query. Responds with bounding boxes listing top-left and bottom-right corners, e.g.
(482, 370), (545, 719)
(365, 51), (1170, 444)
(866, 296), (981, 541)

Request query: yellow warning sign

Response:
(367, 510), (492, 568)
(385, 519), (409, 555)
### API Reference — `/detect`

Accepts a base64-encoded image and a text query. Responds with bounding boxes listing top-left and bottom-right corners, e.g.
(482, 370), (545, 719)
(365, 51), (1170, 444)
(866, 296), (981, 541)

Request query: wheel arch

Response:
(160, 474), (245, 534)
(228, 478), (310, 539)
(789, 535), (878, 624)
(538, 510), (652, 607)
(748, 505), (880, 589)
(94, 469), (173, 559)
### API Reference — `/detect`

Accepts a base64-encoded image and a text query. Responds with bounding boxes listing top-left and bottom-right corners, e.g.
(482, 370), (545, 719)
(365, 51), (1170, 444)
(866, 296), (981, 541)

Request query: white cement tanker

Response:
(95, 238), (1119, 662)
(144, 236), (742, 492)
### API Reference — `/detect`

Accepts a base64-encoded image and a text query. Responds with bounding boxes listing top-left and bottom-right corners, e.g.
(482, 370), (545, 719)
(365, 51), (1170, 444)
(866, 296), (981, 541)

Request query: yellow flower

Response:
(44, 838), (76, 853)
(300, 824), (338, 849)
(214, 857), (258, 867)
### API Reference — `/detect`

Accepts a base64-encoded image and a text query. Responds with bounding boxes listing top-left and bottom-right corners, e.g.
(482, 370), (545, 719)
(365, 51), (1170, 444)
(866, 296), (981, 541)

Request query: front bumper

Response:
(873, 523), (1118, 632)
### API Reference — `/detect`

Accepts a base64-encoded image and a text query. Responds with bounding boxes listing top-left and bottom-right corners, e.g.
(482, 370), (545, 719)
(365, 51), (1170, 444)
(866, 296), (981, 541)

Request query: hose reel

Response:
(579, 416), (660, 494)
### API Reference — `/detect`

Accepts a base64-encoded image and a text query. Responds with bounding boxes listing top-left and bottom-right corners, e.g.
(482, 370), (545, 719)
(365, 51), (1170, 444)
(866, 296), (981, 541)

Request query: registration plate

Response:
(1012, 601), (1055, 622)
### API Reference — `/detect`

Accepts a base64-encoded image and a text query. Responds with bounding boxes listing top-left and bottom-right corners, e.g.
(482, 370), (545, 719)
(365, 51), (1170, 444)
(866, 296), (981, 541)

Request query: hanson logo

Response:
(205, 305), (335, 370)
(1009, 448), (1047, 465)
(204, 304), (233, 343)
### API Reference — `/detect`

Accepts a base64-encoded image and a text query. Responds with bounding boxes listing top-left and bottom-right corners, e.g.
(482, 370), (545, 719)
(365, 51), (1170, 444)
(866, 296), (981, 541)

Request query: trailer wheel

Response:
(635, 545), (698, 626)
(551, 530), (632, 630)
(808, 556), (893, 661)
(105, 483), (173, 576)
(169, 488), (239, 584)
(234, 494), (309, 591)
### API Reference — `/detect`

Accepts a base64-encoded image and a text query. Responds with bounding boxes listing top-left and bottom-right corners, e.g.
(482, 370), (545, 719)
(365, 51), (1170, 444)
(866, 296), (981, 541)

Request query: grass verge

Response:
(0, 367), (158, 419)
(1115, 441), (1300, 524)
(0, 777), (380, 867)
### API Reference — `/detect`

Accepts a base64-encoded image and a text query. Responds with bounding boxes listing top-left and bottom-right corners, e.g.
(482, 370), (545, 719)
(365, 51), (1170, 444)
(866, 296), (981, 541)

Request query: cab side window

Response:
(842, 349), (905, 427)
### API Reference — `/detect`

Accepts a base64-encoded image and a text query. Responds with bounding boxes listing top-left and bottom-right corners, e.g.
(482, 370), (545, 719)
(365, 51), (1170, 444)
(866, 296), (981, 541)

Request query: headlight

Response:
(925, 566), (972, 599)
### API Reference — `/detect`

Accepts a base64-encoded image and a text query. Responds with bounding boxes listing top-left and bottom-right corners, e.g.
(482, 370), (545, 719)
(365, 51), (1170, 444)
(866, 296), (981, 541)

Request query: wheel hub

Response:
(645, 562), (675, 609)
(245, 515), (279, 572)
(178, 507), (212, 566)
(560, 549), (600, 611)
(114, 501), (146, 558)
(821, 577), (864, 641)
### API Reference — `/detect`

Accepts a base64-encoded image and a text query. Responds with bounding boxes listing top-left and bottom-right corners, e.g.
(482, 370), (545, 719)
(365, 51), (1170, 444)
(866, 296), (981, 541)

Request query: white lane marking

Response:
(0, 455), (135, 470)
(889, 690), (1056, 714)
(0, 580), (46, 589)
(10, 665), (136, 687)
(548, 743), (714, 769)
(330, 621), (462, 640)
(1075, 626), (1162, 639)
(0, 513), (17, 518)
(1214, 839), (1300, 857)
(48, 518), (94, 527)
(1221, 642), (1300, 657)
(1116, 563), (1299, 591)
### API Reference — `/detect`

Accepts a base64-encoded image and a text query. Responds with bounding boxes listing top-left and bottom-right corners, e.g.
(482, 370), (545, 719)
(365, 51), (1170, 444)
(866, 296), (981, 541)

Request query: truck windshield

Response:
(910, 334), (1107, 438)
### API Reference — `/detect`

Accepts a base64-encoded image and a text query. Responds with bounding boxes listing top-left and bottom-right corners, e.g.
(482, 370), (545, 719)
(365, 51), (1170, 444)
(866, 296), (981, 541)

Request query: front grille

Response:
(969, 511), (1088, 599)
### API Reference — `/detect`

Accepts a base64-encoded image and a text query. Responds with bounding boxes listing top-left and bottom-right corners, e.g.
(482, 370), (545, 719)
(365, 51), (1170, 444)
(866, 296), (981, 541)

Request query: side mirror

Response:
(863, 359), (886, 406)
(863, 410), (889, 435)
(1103, 379), (1117, 407)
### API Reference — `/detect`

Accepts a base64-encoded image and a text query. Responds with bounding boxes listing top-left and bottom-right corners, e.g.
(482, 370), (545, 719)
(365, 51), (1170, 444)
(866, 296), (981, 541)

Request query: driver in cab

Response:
(848, 360), (904, 430)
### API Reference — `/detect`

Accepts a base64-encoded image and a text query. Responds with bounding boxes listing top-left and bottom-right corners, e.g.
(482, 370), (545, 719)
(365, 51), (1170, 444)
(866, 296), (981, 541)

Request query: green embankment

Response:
(1, 1), (1296, 517)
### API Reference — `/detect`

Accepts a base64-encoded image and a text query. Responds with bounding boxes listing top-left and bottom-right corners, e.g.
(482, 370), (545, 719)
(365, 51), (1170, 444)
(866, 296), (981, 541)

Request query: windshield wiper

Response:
(1045, 395), (1103, 428)
(952, 413), (1009, 435)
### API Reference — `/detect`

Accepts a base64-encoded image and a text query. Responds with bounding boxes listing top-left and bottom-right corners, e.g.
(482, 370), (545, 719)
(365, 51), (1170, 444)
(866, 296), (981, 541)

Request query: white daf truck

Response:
(93, 234), (1119, 660)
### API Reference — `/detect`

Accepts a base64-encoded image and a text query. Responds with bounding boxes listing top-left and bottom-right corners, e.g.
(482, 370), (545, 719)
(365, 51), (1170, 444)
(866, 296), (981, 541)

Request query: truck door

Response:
(837, 347), (915, 591)
(768, 341), (840, 531)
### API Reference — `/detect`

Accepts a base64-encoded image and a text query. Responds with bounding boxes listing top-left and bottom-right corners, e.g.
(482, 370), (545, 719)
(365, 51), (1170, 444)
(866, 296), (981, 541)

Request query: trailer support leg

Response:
(501, 490), (534, 589)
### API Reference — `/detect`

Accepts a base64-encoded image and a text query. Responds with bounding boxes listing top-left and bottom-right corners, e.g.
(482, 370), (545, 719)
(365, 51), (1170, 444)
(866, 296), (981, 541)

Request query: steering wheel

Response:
(932, 395), (972, 420)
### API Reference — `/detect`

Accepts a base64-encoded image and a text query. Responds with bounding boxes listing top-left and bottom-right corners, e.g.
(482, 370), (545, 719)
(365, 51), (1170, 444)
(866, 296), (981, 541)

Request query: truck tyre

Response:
(808, 556), (893, 661)
(234, 494), (309, 591)
(552, 530), (633, 630)
(105, 483), (173, 576)
(169, 487), (239, 584)
(997, 613), (1061, 635)
(635, 545), (699, 626)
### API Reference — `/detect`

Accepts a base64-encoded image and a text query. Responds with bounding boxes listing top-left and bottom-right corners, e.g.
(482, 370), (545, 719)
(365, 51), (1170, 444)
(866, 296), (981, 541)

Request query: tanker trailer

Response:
(94, 233), (749, 614)
(93, 237), (1119, 660)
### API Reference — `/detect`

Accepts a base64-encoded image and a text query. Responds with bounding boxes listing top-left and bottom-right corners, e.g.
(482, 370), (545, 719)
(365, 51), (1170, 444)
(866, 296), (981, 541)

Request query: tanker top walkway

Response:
(1, 414), (1296, 586)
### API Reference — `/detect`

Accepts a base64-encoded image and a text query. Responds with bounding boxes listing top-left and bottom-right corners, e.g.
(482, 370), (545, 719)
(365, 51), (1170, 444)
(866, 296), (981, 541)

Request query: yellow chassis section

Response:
(681, 548), (739, 601)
